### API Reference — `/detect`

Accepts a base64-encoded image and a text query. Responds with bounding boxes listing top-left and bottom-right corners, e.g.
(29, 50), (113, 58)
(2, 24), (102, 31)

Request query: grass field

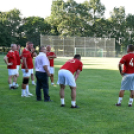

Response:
(0, 55), (134, 134)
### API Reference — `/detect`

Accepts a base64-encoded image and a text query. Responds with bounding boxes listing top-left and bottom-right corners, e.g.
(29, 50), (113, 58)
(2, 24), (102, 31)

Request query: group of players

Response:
(4, 41), (83, 108)
(5, 42), (134, 108)
(4, 41), (56, 97)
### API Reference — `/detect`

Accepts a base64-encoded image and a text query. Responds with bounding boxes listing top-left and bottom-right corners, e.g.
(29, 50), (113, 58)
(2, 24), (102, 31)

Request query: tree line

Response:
(0, 0), (134, 55)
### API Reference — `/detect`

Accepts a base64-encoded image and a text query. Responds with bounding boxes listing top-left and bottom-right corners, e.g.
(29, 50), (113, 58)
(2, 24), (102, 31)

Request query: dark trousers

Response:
(35, 71), (50, 101)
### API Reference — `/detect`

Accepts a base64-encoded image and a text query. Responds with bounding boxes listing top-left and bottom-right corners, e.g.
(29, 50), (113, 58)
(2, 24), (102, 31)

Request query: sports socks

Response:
(71, 101), (76, 106)
(128, 98), (133, 105)
(61, 98), (65, 105)
(117, 97), (122, 104)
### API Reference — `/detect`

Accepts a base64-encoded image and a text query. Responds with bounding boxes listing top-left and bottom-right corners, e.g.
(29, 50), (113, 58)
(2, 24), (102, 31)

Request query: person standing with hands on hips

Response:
(35, 46), (52, 102)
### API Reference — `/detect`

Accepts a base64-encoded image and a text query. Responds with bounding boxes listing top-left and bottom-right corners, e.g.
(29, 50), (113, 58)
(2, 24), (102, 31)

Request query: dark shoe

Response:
(128, 104), (132, 107)
(71, 105), (79, 108)
(115, 103), (121, 106)
(61, 104), (65, 107)
(44, 100), (53, 102)
(37, 99), (42, 101)
(9, 86), (16, 90)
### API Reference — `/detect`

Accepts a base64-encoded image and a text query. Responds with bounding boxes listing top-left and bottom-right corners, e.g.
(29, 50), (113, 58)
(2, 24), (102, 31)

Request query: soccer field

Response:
(0, 56), (134, 134)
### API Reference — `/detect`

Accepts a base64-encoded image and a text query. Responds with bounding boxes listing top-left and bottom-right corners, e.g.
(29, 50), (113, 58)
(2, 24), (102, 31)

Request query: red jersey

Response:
(6, 50), (17, 69)
(14, 50), (20, 65)
(120, 52), (134, 74)
(60, 58), (83, 74)
(46, 51), (56, 67)
(21, 48), (33, 69)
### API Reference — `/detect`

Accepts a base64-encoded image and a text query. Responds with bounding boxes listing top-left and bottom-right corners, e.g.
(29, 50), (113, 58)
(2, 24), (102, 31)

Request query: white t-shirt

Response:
(35, 52), (50, 72)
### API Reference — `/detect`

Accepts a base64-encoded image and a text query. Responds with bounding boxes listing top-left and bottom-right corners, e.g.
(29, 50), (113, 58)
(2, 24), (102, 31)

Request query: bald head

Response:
(46, 45), (51, 52)
(39, 46), (46, 53)
(127, 44), (134, 53)
(11, 44), (17, 51)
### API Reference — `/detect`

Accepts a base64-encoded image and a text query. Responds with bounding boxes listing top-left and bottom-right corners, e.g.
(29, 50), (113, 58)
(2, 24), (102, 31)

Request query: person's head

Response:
(26, 41), (33, 51)
(17, 44), (20, 51)
(39, 46), (46, 53)
(11, 44), (17, 51)
(127, 44), (134, 53)
(46, 45), (51, 52)
(74, 54), (81, 60)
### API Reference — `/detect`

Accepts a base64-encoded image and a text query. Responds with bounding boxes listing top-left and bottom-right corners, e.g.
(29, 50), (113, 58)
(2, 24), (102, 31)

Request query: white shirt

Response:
(35, 52), (50, 72)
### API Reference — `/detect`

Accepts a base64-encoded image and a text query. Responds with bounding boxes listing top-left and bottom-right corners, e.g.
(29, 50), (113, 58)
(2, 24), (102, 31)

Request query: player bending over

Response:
(57, 54), (83, 108)
(116, 44), (134, 107)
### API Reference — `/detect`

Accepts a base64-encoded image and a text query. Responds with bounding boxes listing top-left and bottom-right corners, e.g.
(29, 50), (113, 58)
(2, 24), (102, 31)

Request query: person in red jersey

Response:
(46, 45), (57, 86)
(30, 48), (37, 85)
(4, 44), (18, 89)
(116, 44), (134, 107)
(21, 41), (34, 97)
(13, 44), (21, 87)
(57, 54), (83, 108)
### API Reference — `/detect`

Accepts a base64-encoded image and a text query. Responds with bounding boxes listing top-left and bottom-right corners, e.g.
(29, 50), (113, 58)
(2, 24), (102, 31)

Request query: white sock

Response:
(71, 101), (76, 106)
(12, 82), (16, 86)
(32, 81), (35, 84)
(128, 98), (133, 105)
(9, 84), (12, 87)
(21, 89), (26, 95)
(51, 83), (54, 85)
(26, 85), (29, 94)
(61, 98), (65, 105)
(117, 97), (122, 104)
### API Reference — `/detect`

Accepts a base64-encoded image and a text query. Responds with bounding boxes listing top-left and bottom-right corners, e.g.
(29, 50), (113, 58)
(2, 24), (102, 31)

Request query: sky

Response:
(0, 0), (134, 18)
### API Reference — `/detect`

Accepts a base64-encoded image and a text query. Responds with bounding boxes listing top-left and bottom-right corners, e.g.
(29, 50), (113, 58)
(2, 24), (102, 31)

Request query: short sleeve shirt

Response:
(120, 53), (134, 74)
(46, 52), (56, 67)
(60, 58), (83, 74)
(6, 51), (17, 69)
(21, 48), (33, 69)
(35, 52), (50, 72)
(14, 50), (20, 65)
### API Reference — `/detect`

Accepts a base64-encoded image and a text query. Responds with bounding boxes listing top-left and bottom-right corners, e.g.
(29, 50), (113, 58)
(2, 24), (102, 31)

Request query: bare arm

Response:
(43, 65), (51, 77)
(3, 56), (12, 66)
(74, 70), (81, 81)
(22, 57), (28, 72)
(118, 63), (124, 76)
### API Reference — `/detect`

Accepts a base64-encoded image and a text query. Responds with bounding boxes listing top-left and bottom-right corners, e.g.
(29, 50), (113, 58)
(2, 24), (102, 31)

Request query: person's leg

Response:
(116, 90), (125, 106)
(31, 69), (36, 85)
(128, 90), (134, 106)
(36, 72), (42, 101)
(13, 75), (17, 87)
(39, 72), (50, 101)
(50, 74), (54, 84)
(59, 84), (65, 106)
(8, 75), (13, 89)
(21, 77), (29, 97)
(70, 86), (77, 107)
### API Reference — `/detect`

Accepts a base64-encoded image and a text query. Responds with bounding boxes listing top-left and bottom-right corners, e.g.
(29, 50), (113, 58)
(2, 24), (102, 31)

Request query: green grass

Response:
(0, 55), (134, 134)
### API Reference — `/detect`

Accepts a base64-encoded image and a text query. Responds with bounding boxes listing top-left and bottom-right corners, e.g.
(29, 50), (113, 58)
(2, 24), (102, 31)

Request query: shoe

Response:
(71, 105), (79, 108)
(115, 103), (121, 106)
(32, 82), (36, 85)
(15, 84), (19, 88)
(27, 93), (33, 96)
(9, 86), (14, 89)
(61, 104), (65, 107)
(13, 86), (18, 89)
(21, 94), (30, 97)
(128, 104), (132, 107)
(44, 100), (53, 102)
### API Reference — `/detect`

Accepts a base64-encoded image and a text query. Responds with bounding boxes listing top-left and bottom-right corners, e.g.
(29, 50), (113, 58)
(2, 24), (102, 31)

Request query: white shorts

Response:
(21, 69), (32, 77)
(16, 65), (20, 74)
(121, 73), (134, 90)
(57, 69), (76, 87)
(8, 69), (17, 76)
(50, 67), (54, 74)
(31, 69), (34, 74)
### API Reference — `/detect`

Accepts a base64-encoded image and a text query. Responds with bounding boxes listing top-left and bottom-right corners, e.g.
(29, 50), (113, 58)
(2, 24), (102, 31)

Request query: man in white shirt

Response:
(35, 46), (51, 101)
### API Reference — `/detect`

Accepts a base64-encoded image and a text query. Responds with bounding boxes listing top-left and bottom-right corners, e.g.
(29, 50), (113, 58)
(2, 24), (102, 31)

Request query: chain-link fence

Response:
(40, 35), (115, 57)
